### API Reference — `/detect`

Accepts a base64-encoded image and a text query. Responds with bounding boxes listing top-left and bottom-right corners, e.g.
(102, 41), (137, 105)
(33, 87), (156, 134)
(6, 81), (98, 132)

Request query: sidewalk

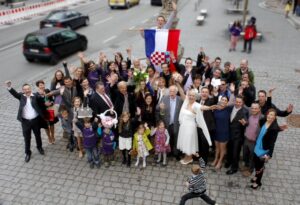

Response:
(0, 0), (48, 10)
(261, 0), (300, 29)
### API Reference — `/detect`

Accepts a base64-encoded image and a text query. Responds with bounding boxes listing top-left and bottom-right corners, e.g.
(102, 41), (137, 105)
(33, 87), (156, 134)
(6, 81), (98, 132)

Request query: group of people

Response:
(229, 16), (257, 53)
(6, 46), (293, 201)
(5, 5), (294, 204)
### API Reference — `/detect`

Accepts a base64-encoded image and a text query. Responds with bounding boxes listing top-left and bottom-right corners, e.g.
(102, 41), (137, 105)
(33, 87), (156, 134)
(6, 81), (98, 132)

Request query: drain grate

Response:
(287, 114), (300, 128)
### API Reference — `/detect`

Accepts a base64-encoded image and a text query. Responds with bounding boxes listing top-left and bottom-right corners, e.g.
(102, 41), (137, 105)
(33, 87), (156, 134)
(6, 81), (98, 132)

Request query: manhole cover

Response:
(287, 114), (300, 128)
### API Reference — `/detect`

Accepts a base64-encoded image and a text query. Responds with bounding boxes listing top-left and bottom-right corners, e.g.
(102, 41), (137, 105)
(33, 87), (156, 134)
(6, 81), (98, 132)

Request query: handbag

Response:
(129, 149), (137, 157)
(77, 97), (93, 118)
(45, 109), (55, 122)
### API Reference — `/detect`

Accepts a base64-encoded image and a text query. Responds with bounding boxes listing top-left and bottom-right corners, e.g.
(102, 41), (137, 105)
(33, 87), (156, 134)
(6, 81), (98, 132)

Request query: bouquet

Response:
(133, 70), (148, 85)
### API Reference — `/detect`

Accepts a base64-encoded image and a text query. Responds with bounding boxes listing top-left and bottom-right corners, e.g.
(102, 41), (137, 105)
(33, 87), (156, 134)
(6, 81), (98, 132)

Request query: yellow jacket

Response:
(132, 128), (153, 151)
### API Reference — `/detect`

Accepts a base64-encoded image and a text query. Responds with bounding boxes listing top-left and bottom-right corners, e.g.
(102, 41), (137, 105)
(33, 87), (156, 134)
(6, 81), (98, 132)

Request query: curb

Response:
(259, 1), (300, 29)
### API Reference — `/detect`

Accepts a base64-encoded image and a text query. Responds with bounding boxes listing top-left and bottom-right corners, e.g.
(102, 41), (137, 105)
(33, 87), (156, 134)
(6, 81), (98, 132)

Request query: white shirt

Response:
(230, 106), (241, 122)
(22, 95), (38, 120)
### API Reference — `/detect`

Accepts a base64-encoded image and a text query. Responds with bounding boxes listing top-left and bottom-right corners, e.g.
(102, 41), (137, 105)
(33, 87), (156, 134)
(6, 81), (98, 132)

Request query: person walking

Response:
(5, 81), (46, 162)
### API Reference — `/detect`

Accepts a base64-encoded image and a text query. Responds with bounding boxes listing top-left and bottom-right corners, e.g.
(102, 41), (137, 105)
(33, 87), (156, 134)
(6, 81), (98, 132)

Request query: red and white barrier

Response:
(0, 0), (83, 25)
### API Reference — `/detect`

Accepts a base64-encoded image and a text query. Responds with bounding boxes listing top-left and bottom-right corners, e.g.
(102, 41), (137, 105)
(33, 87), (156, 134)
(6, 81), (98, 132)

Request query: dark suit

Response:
(197, 97), (218, 163)
(156, 95), (183, 157)
(89, 92), (112, 116)
(113, 91), (136, 118)
(226, 106), (249, 171)
(8, 88), (45, 155)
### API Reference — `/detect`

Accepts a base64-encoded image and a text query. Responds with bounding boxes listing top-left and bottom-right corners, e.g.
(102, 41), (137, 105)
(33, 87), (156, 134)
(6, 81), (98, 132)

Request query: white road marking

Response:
(94, 16), (113, 25)
(103, 35), (117, 44)
(129, 26), (135, 30)
(141, 19), (149, 24)
(0, 40), (23, 52)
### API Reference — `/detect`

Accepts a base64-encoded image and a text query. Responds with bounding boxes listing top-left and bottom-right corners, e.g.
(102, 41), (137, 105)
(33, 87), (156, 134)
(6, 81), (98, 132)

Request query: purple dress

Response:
(102, 132), (114, 155)
(154, 129), (171, 154)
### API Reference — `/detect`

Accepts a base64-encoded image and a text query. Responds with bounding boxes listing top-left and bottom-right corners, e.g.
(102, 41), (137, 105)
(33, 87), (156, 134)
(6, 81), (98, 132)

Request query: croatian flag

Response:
(144, 29), (180, 71)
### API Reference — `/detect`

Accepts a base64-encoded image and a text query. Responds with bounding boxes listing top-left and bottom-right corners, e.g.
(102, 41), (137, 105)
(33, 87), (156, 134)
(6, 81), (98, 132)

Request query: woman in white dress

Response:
(177, 89), (213, 165)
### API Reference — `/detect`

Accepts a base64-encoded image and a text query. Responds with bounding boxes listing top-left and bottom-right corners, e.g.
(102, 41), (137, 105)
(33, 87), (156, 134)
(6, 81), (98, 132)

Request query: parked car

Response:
(23, 28), (88, 65)
(109, 0), (140, 9)
(151, 0), (162, 6)
(40, 10), (89, 30)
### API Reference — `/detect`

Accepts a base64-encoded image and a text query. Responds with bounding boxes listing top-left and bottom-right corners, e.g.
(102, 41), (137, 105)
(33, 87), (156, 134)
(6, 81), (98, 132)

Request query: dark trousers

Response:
(226, 138), (243, 171)
(21, 117), (42, 155)
(243, 39), (253, 52)
(197, 128), (210, 164)
(253, 154), (265, 185)
(243, 138), (256, 171)
(168, 124), (180, 158)
(122, 149), (131, 165)
(180, 191), (216, 205)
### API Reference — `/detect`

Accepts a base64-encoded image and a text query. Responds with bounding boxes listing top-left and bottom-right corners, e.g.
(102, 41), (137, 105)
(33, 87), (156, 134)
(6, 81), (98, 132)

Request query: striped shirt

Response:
(188, 158), (206, 193)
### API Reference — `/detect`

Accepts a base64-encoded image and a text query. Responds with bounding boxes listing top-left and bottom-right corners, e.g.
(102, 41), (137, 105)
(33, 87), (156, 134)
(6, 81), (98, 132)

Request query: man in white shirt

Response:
(5, 81), (45, 162)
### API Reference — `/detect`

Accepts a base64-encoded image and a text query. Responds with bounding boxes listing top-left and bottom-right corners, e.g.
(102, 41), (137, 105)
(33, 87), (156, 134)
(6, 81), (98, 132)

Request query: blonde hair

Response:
(118, 112), (131, 133)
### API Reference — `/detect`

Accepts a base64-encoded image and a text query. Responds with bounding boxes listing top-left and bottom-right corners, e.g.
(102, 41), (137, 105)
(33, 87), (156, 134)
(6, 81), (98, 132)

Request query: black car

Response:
(23, 27), (88, 65)
(40, 10), (89, 30)
(151, 0), (162, 6)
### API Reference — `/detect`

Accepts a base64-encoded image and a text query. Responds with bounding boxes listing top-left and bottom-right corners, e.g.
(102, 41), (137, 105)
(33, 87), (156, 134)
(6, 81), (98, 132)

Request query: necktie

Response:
(103, 94), (113, 108)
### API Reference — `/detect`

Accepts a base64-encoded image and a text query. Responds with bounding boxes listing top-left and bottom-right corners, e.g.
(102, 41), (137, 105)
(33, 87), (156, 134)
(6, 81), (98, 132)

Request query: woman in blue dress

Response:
(212, 96), (231, 170)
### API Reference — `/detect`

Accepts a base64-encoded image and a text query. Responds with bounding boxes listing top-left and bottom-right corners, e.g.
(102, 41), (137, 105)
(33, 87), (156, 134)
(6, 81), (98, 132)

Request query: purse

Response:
(77, 97), (93, 118)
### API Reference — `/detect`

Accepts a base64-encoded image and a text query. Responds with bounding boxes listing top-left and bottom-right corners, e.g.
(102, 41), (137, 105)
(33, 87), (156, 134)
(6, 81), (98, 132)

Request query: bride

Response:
(177, 89), (213, 165)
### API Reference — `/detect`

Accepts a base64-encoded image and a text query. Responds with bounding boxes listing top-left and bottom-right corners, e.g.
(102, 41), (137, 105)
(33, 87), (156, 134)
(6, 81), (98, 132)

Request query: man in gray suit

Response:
(156, 85), (183, 160)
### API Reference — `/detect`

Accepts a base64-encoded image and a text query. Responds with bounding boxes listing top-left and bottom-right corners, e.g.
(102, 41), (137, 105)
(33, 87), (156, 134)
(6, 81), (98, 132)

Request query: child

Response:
(285, 0), (292, 18)
(132, 123), (153, 168)
(151, 120), (171, 166)
(73, 97), (84, 158)
(180, 157), (218, 205)
(59, 109), (75, 152)
(100, 127), (115, 168)
(76, 118), (100, 169)
(118, 112), (134, 167)
(99, 110), (118, 168)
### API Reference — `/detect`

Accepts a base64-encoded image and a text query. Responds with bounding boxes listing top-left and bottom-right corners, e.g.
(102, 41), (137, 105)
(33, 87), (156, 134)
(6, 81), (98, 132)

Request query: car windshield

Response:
(25, 35), (47, 46)
(46, 12), (66, 20)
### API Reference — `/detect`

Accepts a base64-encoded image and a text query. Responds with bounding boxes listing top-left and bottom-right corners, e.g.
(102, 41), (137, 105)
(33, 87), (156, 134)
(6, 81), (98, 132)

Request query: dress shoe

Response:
(25, 154), (31, 163)
(226, 169), (238, 175)
(37, 148), (45, 155)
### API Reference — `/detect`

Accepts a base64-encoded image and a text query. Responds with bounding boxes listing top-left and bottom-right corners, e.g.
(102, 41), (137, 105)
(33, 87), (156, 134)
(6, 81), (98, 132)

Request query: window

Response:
(60, 30), (77, 41)
(25, 35), (47, 46)
(48, 34), (63, 45)
(46, 12), (66, 20)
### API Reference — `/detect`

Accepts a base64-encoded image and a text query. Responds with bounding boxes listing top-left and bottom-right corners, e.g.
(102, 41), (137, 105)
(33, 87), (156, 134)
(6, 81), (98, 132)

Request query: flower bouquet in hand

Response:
(133, 70), (148, 85)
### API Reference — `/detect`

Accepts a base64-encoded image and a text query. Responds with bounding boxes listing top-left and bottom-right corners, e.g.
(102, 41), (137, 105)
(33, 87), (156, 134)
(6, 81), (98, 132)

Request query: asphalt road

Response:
(0, 0), (162, 89)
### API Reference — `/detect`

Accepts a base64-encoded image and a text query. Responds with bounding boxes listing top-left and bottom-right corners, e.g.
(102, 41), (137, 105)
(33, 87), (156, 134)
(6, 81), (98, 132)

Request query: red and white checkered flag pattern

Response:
(150, 51), (166, 66)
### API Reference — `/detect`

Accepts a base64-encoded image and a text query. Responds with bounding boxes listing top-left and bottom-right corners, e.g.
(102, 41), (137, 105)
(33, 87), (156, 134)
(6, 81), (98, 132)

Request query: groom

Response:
(156, 85), (183, 160)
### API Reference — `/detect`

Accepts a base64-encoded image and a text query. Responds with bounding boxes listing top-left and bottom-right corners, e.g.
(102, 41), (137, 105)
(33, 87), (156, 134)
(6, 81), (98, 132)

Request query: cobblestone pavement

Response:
(0, 0), (300, 205)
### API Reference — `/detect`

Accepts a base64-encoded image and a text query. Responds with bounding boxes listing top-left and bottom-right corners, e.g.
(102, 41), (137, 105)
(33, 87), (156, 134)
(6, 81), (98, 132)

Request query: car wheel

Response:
(80, 41), (87, 51)
(84, 18), (89, 26)
(25, 57), (34, 62)
(50, 55), (59, 65)
(110, 6), (114, 9)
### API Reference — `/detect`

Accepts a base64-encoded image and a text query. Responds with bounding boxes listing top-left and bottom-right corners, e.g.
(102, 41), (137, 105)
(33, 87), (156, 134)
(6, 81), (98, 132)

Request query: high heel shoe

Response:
(250, 183), (261, 190)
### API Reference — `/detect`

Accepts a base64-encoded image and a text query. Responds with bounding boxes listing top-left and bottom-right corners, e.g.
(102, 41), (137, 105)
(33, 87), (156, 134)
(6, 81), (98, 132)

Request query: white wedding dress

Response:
(177, 101), (211, 155)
